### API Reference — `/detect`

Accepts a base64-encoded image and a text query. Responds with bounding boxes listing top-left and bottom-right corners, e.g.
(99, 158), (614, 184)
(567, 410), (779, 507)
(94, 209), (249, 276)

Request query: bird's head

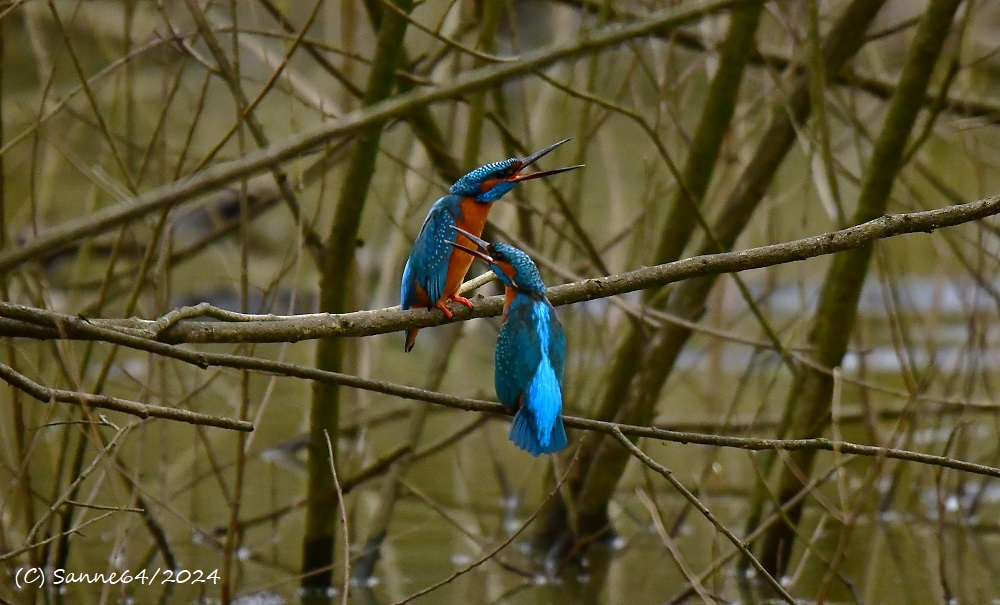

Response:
(449, 138), (583, 203)
(448, 227), (547, 298)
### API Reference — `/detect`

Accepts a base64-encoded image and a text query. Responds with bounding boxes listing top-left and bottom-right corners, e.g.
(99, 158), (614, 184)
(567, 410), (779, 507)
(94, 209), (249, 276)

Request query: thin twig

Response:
(24, 425), (130, 544)
(0, 512), (117, 564)
(377, 0), (516, 64)
(0, 362), (252, 431)
(63, 500), (144, 513)
(392, 449), (581, 604)
(0, 0), (758, 272)
(0, 322), (997, 477)
(611, 427), (795, 604)
(323, 430), (350, 605)
(635, 487), (717, 603)
(553, 0), (1000, 123)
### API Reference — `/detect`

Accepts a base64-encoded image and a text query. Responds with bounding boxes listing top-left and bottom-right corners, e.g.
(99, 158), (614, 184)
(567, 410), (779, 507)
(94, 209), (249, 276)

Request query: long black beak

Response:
(447, 240), (492, 264)
(451, 226), (490, 250)
(449, 226), (493, 263)
(512, 138), (584, 182)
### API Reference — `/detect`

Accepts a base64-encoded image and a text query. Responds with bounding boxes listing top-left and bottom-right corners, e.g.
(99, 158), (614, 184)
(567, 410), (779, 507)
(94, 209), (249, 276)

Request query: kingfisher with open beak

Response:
(448, 227), (568, 456)
(400, 138), (582, 352)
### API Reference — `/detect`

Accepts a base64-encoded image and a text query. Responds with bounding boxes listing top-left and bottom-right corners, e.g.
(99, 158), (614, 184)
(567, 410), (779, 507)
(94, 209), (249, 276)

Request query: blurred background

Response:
(3, 0), (1000, 603)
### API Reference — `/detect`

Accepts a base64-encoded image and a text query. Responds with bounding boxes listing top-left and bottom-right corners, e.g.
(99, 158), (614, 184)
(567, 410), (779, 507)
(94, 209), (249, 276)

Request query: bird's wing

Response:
(495, 299), (543, 410)
(400, 256), (420, 310)
(401, 198), (458, 308)
(546, 303), (567, 388)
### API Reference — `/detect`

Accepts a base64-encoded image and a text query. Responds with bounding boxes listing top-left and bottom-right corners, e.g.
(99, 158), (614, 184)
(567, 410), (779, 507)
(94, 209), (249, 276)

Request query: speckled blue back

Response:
(488, 241), (567, 455)
(495, 295), (567, 455)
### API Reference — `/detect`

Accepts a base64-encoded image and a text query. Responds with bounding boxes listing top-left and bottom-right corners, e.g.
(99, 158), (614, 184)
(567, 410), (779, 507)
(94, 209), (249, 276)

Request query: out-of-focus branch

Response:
(555, 0), (1000, 123)
(758, 0), (965, 574)
(0, 325), (995, 479)
(0, 362), (252, 431)
(301, 0), (414, 590)
(0, 0), (759, 273)
(181, 0), (324, 260)
(611, 428), (794, 604)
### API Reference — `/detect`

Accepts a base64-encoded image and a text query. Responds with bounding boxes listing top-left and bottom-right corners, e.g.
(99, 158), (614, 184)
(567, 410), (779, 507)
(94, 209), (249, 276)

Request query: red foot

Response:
(433, 301), (454, 319)
(449, 295), (474, 309)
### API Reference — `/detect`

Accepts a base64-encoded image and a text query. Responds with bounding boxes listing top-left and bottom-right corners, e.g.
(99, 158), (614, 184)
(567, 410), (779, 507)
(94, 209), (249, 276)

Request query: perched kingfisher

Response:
(449, 227), (568, 456)
(400, 138), (582, 352)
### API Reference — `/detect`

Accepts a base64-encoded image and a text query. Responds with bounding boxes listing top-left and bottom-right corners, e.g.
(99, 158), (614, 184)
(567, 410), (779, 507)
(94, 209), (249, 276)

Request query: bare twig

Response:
(323, 430), (350, 605)
(392, 449), (581, 604)
(611, 428), (795, 604)
(0, 512), (118, 564)
(635, 487), (717, 603)
(0, 362), (252, 431)
(0, 0), (758, 273)
(555, 0), (1000, 123)
(24, 425), (130, 544)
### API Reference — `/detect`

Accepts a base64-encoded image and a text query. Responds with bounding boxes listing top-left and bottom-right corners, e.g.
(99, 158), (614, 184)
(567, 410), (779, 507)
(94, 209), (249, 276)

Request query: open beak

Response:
(447, 240), (492, 263)
(510, 137), (585, 182)
(448, 226), (494, 263)
(452, 226), (490, 250)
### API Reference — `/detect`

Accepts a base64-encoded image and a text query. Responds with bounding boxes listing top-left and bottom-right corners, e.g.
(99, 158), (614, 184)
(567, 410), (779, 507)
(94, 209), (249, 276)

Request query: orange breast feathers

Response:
(441, 199), (493, 302)
(501, 287), (517, 323)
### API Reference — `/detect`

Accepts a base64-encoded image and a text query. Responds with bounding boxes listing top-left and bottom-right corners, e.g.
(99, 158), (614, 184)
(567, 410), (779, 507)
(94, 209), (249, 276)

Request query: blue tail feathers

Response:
(506, 344), (567, 456)
(508, 408), (568, 456)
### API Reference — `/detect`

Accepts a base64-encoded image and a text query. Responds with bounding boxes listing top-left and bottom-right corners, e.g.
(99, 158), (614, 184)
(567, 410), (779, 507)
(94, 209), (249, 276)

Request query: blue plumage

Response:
(449, 236), (569, 456)
(497, 296), (567, 456)
(401, 195), (461, 312)
(400, 138), (582, 352)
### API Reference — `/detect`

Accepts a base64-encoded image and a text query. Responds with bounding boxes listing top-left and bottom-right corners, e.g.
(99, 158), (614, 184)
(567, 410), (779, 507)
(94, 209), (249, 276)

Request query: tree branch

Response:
(0, 321), (996, 479)
(0, 0), (759, 273)
(556, 0), (1000, 124)
(610, 428), (794, 605)
(3, 192), (995, 344)
(0, 362), (252, 431)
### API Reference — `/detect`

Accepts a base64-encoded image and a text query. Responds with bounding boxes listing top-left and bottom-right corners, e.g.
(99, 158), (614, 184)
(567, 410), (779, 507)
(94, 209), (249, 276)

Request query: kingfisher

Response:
(448, 227), (568, 456)
(400, 138), (582, 352)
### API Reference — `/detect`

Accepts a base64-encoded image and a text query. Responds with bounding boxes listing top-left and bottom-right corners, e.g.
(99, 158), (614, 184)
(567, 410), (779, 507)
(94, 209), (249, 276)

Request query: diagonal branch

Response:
(611, 428), (794, 604)
(0, 0), (760, 273)
(556, 0), (1000, 124)
(2, 192), (995, 344)
(0, 324), (997, 479)
(0, 362), (252, 431)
